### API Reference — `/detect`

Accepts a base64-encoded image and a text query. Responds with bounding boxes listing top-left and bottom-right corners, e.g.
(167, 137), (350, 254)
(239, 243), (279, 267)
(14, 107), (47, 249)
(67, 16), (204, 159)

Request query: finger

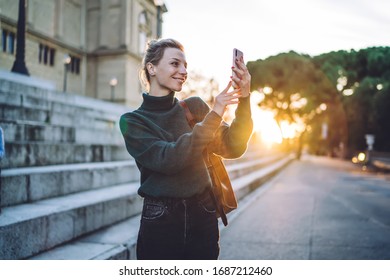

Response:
(225, 93), (242, 100)
(232, 67), (244, 78)
(234, 59), (248, 72)
(222, 80), (232, 94)
(234, 58), (245, 68)
(226, 87), (240, 95)
(225, 91), (242, 101)
(226, 98), (241, 105)
(231, 75), (241, 88)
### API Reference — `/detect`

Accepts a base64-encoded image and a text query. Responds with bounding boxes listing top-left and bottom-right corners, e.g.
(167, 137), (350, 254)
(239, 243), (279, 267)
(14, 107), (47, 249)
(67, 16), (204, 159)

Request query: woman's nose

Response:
(180, 65), (187, 75)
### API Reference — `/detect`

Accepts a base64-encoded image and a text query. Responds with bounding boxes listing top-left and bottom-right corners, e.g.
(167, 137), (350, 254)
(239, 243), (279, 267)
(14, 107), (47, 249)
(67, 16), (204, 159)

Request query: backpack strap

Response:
(179, 100), (196, 128)
(178, 99), (229, 226)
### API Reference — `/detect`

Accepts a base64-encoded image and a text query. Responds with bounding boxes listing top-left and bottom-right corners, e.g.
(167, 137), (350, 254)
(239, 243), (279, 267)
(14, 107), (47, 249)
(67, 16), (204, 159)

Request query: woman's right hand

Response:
(212, 81), (241, 117)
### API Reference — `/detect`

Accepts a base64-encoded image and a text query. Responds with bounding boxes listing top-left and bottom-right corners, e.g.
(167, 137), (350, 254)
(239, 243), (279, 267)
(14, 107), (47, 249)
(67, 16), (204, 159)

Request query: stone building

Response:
(0, 0), (167, 108)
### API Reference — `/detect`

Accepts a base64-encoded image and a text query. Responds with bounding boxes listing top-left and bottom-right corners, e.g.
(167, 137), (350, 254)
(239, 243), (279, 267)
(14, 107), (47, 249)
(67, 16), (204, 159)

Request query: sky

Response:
(162, 0), (390, 89)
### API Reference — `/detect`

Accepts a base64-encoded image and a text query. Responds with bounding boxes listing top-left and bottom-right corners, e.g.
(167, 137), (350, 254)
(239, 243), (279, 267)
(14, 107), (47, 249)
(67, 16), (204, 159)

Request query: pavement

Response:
(218, 155), (390, 260)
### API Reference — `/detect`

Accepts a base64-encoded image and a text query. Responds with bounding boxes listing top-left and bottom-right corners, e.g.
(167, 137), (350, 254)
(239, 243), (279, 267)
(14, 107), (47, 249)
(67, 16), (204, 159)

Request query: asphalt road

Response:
(219, 155), (390, 260)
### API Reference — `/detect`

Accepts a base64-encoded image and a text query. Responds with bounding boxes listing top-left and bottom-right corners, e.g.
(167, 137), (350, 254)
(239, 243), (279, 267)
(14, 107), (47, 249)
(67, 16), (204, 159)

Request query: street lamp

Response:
(11, 0), (29, 75)
(63, 54), (71, 92)
(364, 134), (375, 168)
(153, 0), (166, 38)
(365, 134), (375, 151)
(109, 77), (118, 102)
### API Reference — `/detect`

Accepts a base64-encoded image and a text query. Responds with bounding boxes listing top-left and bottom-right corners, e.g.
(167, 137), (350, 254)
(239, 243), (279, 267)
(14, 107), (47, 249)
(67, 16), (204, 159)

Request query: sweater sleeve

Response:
(119, 108), (222, 175)
(209, 96), (253, 159)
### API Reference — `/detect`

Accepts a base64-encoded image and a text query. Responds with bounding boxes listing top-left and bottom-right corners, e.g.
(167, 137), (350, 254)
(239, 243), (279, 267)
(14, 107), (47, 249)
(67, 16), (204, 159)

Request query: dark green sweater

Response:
(119, 92), (253, 198)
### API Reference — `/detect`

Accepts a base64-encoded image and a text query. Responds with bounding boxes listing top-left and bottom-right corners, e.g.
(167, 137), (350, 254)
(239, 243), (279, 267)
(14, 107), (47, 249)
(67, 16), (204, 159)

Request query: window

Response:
(1, 29), (16, 54)
(38, 44), (43, 63)
(8, 32), (15, 54)
(43, 45), (49, 64)
(138, 10), (151, 54)
(1, 30), (6, 52)
(68, 55), (81, 75)
(49, 49), (55, 66)
(38, 43), (56, 66)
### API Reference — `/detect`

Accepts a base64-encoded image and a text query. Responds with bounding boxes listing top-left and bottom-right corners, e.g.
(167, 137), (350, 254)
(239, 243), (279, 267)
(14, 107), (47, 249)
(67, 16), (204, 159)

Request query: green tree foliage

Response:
(249, 46), (390, 157)
(248, 51), (342, 158)
(313, 47), (390, 153)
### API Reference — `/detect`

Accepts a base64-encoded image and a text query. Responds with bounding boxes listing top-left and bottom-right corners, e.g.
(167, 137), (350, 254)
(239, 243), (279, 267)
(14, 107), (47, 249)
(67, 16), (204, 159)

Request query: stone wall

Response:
(0, 0), (162, 108)
(0, 72), (133, 169)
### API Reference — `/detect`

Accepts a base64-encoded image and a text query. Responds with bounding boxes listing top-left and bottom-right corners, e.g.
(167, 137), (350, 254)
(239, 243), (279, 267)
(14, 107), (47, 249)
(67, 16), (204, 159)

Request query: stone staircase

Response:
(28, 152), (292, 260)
(0, 75), (293, 260)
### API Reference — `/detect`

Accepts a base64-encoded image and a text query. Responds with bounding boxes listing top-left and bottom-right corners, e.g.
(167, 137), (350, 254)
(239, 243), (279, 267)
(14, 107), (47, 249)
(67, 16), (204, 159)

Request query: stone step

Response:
(0, 153), (288, 260)
(226, 153), (285, 178)
(0, 119), (123, 145)
(0, 79), (130, 118)
(233, 155), (295, 200)
(1, 160), (138, 207)
(1, 141), (130, 168)
(0, 81), (130, 150)
(1, 154), (278, 207)
(30, 214), (141, 260)
(0, 104), (50, 124)
(28, 155), (294, 260)
(1, 120), (76, 143)
(0, 182), (143, 260)
(0, 104), (120, 131)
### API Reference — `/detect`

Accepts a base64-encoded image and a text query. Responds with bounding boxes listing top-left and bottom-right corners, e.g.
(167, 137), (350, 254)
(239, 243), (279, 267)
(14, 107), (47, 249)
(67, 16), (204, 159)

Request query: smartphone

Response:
(232, 48), (243, 88)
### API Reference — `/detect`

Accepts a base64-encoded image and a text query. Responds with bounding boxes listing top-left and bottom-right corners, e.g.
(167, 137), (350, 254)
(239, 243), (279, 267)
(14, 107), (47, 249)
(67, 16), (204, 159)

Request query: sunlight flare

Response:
(250, 92), (283, 144)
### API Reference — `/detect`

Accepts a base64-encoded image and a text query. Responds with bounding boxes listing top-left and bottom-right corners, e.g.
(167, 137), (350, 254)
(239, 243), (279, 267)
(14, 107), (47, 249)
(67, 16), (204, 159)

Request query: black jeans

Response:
(137, 189), (220, 260)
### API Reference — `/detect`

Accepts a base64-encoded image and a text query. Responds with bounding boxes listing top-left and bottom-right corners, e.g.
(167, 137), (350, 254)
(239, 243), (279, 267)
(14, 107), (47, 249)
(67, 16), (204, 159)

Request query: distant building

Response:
(0, 0), (167, 108)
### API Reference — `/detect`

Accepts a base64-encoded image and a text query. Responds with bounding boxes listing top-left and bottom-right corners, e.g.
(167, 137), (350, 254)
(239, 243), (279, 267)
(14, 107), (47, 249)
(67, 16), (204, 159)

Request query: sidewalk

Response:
(218, 156), (390, 260)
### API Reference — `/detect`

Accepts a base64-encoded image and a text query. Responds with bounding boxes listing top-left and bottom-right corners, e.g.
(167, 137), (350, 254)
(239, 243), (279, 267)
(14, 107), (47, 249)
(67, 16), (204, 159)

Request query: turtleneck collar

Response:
(140, 92), (176, 111)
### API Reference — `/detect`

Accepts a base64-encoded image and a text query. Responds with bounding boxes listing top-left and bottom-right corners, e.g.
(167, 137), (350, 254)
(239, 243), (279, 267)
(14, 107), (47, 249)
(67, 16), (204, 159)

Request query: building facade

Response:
(0, 0), (166, 107)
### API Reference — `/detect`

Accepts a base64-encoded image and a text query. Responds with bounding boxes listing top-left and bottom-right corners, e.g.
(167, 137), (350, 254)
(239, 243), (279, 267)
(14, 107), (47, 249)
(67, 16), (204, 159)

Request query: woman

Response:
(119, 38), (253, 259)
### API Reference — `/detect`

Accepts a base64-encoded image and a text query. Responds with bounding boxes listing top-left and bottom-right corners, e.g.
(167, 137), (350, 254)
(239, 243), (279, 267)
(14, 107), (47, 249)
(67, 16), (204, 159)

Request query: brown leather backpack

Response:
(179, 100), (237, 226)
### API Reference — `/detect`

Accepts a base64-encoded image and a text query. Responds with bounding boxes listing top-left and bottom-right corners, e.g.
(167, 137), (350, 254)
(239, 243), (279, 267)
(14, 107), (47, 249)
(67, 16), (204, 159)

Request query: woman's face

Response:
(149, 47), (187, 95)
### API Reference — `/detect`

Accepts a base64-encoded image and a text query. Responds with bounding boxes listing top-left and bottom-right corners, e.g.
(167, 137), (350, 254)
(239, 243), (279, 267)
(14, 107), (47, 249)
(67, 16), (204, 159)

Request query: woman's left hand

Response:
(231, 56), (251, 98)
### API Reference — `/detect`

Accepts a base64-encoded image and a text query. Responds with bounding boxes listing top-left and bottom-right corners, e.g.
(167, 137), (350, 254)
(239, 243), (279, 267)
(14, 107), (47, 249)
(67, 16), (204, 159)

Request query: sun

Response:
(250, 91), (302, 145)
(250, 92), (283, 145)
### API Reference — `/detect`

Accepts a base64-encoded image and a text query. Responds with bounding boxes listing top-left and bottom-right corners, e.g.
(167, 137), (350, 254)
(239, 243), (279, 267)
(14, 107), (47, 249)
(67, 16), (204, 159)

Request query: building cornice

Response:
(87, 46), (142, 60)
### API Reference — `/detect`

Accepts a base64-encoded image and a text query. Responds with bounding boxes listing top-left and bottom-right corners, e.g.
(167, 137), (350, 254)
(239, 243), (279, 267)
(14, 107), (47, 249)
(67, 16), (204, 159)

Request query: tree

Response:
(313, 47), (390, 154)
(248, 51), (341, 158)
(177, 70), (219, 106)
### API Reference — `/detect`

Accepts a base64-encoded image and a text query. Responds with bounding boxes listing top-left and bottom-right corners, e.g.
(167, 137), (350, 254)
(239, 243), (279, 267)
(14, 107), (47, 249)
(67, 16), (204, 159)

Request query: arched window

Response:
(138, 10), (151, 54)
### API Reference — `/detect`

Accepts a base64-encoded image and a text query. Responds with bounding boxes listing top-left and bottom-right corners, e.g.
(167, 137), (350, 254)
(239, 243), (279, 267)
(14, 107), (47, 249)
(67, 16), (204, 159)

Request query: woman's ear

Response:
(146, 62), (155, 77)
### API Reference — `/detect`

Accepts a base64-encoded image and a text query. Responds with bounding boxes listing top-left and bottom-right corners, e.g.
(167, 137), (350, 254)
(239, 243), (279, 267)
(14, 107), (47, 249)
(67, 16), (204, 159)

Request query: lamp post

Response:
(365, 134), (375, 167)
(109, 77), (118, 102)
(153, 0), (166, 38)
(63, 55), (71, 92)
(365, 134), (375, 151)
(11, 0), (29, 75)
(0, 126), (4, 214)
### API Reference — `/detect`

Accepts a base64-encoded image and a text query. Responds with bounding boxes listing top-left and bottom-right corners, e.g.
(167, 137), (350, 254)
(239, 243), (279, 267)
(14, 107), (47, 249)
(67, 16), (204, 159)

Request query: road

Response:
(219, 155), (390, 260)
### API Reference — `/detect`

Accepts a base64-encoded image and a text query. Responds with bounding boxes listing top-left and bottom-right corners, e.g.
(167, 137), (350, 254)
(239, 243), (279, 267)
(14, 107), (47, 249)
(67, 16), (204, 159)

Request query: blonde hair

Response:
(139, 38), (185, 91)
